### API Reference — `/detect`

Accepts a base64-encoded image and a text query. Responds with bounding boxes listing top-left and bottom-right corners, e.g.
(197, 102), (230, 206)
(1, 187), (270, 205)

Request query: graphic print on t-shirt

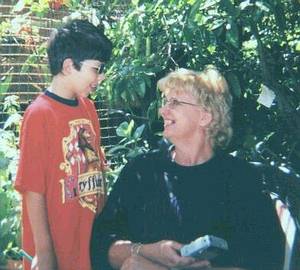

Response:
(59, 119), (104, 212)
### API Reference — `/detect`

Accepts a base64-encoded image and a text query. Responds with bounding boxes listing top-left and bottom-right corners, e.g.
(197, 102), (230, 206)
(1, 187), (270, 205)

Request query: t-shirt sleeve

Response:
(14, 105), (48, 194)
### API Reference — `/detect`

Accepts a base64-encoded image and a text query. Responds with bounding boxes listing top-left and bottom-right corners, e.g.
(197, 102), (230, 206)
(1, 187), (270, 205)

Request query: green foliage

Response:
(0, 75), (13, 97)
(105, 119), (149, 192)
(0, 96), (22, 265)
(94, 0), (300, 173)
(6, 0), (295, 176)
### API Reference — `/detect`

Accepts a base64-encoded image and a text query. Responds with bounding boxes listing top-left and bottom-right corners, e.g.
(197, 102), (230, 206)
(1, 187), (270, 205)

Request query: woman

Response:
(91, 66), (284, 270)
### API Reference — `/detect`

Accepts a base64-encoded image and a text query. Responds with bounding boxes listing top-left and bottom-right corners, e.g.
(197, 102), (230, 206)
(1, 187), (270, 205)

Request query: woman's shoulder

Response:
(218, 153), (259, 174)
(217, 153), (263, 191)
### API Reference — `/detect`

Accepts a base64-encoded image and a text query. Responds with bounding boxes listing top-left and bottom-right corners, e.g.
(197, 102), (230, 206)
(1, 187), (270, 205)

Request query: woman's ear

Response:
(199, 110), (212, 127)
(61, 58), (74, 75)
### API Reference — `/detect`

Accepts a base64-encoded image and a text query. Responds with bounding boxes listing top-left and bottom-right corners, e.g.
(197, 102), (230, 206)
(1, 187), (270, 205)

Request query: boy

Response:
(15, 19), (112, 270)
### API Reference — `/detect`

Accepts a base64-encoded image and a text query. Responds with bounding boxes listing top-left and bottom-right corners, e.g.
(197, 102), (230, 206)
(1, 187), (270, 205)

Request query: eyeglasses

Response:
(80, 61), (105, 74)
(161, 97), (199, 109)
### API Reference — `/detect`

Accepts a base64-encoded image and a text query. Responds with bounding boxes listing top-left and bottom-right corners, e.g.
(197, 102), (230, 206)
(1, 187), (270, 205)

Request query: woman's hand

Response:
(140, 240), (210, 269)
(121, 255), (168, 270)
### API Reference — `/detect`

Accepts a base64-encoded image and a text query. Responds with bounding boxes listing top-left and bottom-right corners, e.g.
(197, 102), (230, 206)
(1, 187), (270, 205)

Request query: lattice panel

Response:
(0, 2), (121, 150)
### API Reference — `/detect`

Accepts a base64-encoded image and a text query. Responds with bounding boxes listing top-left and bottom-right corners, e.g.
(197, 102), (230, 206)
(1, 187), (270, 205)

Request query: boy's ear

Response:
(61, 58), (75, 75)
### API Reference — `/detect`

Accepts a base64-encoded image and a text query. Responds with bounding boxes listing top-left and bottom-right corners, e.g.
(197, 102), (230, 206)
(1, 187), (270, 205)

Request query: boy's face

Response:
(70, 59), (105, 98)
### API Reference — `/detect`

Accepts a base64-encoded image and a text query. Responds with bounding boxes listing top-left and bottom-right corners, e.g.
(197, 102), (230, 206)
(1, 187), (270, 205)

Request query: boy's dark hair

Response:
(47, 19), (112, 75)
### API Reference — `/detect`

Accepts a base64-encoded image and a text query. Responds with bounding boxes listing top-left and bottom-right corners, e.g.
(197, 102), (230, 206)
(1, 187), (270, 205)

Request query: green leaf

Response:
(116, 121), (129, 137)
(226, 21), (239, 48)
(106, 145), (128, 155)
(146, 36), (151, 57)
(116, 120), (134, 138)
(3, 95), (20, 112)
(227, 72), (242, 98)
(127, 120), (134, 136)
(0, 192), (9, 220)
(0, 75), (12, 96)
(137, 80), (146, 98)
(210, 19), (225, 31)
(199, 0), (217, 10)
(207, 45), (216, 54)
(3, 114), (22, 130)
(0, 218), (11, 237)
(133, 124), (145, 140)
(255, 1), (270, 13)
(295, 41), (300, 52)
(127, 147), (144, 158)
(147, 100), (159, 123)
(220, 0), (239, 18)
(239, 0), (253, 11)
(12, 0), (27, 12)
(188, 0), (202, 23)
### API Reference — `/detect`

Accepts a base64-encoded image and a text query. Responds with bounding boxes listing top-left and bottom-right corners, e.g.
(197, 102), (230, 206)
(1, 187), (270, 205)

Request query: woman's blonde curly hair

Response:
(157, 65), (233, 150)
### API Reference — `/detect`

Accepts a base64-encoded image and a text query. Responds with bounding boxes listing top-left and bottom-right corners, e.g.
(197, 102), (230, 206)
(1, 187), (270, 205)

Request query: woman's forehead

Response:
(165, 89), (196, 99)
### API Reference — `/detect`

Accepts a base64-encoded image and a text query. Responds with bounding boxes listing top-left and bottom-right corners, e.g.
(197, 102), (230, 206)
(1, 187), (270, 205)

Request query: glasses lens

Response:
(161, 97), (167, 106)
(98, 63), (105, 74)
(161, 98), (182, 108)
(171, 99), (180, 107)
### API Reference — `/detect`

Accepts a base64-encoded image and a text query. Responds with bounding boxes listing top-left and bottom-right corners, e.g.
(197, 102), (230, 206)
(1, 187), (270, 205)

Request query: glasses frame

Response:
(161, 96), (199, 109)
(79, 61), (105, 74)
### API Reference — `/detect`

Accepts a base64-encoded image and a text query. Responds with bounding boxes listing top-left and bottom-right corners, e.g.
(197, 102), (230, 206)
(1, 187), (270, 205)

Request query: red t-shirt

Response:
(15, 92), (106, 270)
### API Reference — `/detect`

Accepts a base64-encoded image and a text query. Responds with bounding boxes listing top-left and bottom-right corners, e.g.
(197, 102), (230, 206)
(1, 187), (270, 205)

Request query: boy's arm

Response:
(25, 191), (58, 270)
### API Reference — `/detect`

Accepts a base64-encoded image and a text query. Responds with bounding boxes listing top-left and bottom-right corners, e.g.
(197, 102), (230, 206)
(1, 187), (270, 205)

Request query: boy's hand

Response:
(25, 192), (58, 270)
(31, 255), (38, 270)
(31, 253), (58, 270)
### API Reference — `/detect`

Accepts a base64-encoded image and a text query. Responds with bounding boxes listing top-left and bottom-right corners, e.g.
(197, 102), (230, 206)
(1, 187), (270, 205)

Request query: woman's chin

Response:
(163, 130), (173, 141)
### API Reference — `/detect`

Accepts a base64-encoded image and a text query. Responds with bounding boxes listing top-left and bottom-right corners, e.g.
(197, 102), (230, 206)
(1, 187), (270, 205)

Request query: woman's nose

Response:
(159, 105), (168, 117)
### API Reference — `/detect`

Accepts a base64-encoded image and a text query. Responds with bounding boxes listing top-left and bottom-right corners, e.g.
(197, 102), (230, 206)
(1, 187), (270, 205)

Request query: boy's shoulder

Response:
(27, 92), (53, 111)
(22, 93), (61, 124)
(79, 96), (95, 109)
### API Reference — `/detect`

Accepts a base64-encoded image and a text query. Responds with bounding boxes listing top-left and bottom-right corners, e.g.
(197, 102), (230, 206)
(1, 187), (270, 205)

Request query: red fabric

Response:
(15, 93), (106, 270)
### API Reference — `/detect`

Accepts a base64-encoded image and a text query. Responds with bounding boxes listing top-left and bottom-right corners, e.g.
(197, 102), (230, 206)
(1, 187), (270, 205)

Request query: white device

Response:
(180, 235), (228, 260)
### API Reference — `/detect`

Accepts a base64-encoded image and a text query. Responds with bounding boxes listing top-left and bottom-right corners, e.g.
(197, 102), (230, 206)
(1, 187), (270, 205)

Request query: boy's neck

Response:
(49, 75), (77, 100)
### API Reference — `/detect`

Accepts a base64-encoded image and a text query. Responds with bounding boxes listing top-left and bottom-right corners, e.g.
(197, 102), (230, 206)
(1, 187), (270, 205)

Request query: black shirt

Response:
(91, 150), (285, 270)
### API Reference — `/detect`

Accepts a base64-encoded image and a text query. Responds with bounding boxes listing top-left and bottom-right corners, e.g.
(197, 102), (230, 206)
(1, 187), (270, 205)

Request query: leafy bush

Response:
(105, 118), (150, 192)
(95, 0), (300, 173)
(0, 96), (22, 265)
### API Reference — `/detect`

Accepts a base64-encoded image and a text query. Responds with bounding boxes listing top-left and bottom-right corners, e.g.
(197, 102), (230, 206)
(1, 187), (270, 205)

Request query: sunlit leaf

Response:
(12, 0), (26, 12)
(226, 21), (239, 48)
(3, 114), (22, 130)
(0, 75), (12, 96)
(116, 121), (130, 137)
(295, 41), (300, 52)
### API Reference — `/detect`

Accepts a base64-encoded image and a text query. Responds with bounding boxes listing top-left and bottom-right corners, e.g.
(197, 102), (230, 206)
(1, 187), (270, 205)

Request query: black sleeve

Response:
(227, 162), (285, 270)
(90, 161), (136, 270)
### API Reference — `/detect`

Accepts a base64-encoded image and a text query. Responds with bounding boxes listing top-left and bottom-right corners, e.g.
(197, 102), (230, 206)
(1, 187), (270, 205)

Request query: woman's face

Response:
(159, 91), (207, 145)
